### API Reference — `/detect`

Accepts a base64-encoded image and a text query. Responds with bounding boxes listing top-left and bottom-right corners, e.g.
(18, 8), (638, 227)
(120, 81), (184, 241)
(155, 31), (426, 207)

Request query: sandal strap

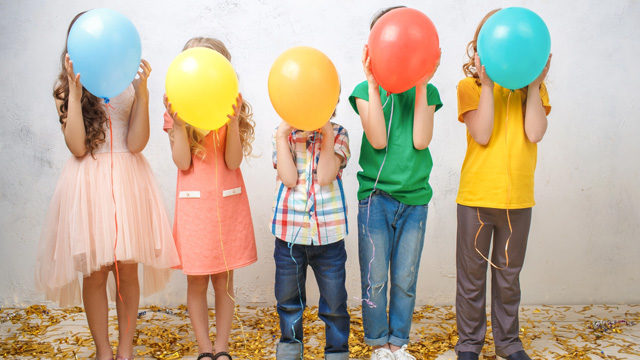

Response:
(213, 352), (232, 360)
(197, 353), (216, 360)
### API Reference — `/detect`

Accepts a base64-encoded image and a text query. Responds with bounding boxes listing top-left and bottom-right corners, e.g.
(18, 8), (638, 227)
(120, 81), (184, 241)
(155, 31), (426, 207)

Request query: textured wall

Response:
(1, 0), (639, 308)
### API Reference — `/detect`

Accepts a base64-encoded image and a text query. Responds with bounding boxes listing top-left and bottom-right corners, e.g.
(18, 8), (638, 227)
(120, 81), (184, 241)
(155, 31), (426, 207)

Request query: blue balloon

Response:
(67, 9), (141, 99)
(477, 7), (550, 90)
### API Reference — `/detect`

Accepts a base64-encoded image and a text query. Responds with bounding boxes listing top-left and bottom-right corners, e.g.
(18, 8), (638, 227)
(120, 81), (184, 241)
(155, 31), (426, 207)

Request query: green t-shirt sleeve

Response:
(427, 83), (443, 112)
(348, 80), (371, 115)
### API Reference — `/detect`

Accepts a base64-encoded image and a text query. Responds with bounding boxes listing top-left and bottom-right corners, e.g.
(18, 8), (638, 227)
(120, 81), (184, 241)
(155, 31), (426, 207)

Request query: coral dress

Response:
(164, 114), (257, 275)
(36, 86), (181, 307)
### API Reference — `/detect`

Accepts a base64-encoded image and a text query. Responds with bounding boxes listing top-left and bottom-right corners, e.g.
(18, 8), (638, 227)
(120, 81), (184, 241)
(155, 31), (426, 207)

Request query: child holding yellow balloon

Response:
(348, 6), (442, 360)
(163, 37), (258, 360)
(269, 63), (351, 359)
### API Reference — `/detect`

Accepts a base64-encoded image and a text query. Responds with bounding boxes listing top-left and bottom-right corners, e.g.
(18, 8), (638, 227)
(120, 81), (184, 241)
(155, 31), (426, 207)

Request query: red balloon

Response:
(368, 8), (440, 94)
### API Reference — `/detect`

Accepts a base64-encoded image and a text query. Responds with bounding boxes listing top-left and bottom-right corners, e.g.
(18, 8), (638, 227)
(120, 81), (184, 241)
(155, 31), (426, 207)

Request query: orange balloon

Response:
(268, 46), (340, 131)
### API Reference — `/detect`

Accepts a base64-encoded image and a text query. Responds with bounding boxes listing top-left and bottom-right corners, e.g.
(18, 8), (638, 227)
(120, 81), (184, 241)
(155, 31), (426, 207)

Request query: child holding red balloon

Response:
(36, 11), (180, 360)
(271, 111), (351, 359)
(454, 9), (551, 360)
(348, 6), (442, 360)
(163, 37), (257, 360)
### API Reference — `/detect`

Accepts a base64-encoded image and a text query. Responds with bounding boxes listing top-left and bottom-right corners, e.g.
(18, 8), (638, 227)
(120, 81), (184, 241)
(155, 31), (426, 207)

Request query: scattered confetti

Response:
(0, 304), (637, 359)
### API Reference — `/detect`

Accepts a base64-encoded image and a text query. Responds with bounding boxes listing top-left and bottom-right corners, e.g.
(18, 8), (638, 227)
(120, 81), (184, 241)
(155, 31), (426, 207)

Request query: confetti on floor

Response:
(0, 304), (638, 359)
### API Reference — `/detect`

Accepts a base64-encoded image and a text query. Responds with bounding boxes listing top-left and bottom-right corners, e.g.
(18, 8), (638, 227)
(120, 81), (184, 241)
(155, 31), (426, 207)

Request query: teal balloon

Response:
(477, 7), (550, 90)
(67, 9), (141, 99)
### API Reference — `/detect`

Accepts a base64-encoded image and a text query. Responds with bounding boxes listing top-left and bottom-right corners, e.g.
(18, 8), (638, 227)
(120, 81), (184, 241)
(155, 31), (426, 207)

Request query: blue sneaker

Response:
(457, 352), (479, 360)
(506, 351), (531, 360)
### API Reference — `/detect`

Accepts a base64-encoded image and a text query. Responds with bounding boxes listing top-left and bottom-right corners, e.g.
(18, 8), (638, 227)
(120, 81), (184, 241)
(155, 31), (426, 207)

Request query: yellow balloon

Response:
(268, 46), (340, 131)
(165, 47), (238, 131)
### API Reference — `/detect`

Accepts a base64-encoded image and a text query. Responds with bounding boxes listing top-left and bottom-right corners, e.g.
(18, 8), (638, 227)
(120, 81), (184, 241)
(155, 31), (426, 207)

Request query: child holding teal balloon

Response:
(36, 11), (180, 360)
(163, 37), (257, 360)
(349, 6), (442, 360)
(454, 9), (552, 360)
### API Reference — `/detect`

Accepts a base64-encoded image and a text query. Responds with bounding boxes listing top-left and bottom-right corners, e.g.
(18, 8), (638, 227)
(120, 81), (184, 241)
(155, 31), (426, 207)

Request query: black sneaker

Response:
(506, 350), (531, 360)
(458, 352), (479, 360)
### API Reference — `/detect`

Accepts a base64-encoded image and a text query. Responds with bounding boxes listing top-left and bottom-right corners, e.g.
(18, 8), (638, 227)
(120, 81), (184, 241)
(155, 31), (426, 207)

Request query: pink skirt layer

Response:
(36, 152), (180, 307)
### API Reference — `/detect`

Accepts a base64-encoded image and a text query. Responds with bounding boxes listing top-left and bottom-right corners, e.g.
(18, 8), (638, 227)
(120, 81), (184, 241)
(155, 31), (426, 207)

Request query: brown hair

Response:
(54, 11), (109, 157)
(174, 37), (256, 159)
(463, 9), (529, 102)
(370, 6), (407, 30)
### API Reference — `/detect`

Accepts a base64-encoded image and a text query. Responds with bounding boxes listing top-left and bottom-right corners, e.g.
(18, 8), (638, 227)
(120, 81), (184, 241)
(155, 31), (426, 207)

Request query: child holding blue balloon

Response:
(349, 6), (442, 360)
(163, 37), (258, 360)
(454, 9), (552, 360)
(36, 11), (180, 360)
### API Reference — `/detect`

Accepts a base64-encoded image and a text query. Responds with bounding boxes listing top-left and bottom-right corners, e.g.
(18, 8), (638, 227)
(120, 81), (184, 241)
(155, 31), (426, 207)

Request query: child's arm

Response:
(224, 94), (244, 170)
(127, 59), (152, 153)
(316, 122), (344, 186)
(275, 121), (298, 188)
(524, 55), (552, 143)
(463, 55), (495, 146)
(163, 95), (192, 170)
(58, 54), (87, 157)
(413, 52), (440, 150)
(355, 45), (387, 150)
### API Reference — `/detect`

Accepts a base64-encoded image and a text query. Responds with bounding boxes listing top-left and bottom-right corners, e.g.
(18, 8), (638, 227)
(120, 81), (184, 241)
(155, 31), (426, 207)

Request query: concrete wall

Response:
(1, 0), (639, 307)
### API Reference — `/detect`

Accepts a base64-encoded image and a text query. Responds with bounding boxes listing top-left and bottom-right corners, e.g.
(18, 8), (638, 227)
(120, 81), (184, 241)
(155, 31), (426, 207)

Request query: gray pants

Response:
(455, 204), (532, 358)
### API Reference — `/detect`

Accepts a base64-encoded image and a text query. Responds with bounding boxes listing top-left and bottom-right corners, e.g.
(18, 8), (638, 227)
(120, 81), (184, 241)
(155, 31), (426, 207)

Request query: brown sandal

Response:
(197, 353), (215, 360)
(213, 352), (232, 360)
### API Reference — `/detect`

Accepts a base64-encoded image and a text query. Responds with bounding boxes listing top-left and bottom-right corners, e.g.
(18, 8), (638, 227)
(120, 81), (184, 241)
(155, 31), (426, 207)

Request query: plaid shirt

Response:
(271, 122), (350, 245)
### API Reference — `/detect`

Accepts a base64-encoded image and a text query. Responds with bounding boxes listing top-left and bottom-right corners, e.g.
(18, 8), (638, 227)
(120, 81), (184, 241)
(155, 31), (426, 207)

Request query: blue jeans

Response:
(357, 190), (428, 347)
(274, 238), (350, 360)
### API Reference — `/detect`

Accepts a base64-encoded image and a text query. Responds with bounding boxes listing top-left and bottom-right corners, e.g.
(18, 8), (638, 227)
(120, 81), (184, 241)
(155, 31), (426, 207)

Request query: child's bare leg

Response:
(83, 266), (113, 360)
(114, 262), (140, 359)
(211, 271), (235, 355)
(188, 274), (214, 354)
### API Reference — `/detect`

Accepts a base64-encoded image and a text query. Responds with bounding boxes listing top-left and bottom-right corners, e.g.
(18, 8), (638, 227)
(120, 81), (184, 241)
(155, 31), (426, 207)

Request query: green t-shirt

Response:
(349, 81), (443, 205)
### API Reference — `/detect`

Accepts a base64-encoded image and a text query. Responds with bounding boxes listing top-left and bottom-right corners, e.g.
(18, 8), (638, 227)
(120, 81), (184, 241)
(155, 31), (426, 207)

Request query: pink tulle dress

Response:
(36, 86), (181, 307)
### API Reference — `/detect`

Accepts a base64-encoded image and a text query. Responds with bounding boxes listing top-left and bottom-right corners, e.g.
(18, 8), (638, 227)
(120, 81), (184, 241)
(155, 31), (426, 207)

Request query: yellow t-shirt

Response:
(456, 77), (551, 209)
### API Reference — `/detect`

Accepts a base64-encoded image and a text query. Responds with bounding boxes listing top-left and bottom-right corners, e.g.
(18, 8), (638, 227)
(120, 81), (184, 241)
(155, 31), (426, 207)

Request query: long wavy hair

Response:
(171, 37), (256, 159)
(54, 11), (108, 157)
(463, 9), (529, 100)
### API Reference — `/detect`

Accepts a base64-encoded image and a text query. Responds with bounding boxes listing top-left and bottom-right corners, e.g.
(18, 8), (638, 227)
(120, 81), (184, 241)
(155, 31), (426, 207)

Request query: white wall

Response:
(1, 0), (639, 308)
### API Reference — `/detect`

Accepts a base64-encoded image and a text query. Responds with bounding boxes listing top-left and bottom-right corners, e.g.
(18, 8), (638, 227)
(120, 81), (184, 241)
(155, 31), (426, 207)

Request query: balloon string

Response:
(474, 91), (513, 270)
(105, 101), (132, 338)
(357, 93), (394, 308)
(212, 129), (247, 350)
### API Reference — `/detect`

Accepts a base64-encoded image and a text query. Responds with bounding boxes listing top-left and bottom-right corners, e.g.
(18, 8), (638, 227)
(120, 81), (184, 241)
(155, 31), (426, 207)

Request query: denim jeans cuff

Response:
(325, 352), (350, 360)
(388, 335), (410, 347)
(364, 334), (390, 347)
(276, 342), (303, 359)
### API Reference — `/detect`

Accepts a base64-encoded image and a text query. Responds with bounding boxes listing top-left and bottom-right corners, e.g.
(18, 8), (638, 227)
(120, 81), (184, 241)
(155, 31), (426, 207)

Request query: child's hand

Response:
(276, 121), (295, 139)
(133, 59), (152, 99)
(163, 94), (186, 128)
(475, 54), (494, 89)
(320, 120), (333, 136)
(362, 45), (378, 88)
(530, 54), (552, 88)
(64, 54), (82, 102)
(227, 94), (243, 124)
(418, 49), (442, 87)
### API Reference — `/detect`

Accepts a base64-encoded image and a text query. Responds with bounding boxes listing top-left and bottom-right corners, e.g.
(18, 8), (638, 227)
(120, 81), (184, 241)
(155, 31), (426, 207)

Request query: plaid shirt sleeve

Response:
(332, 123), (350, 169)
(272, 127), (278, 169)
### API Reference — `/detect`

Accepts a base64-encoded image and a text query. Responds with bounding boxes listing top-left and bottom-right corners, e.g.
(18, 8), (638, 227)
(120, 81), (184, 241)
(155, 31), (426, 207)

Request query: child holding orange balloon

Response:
(270, 100), (351, 359)
(163, 37), (258, 360)
(348, 6), (442, 360)
(454, 9), (551, 360)
(36, 11), (181, 360)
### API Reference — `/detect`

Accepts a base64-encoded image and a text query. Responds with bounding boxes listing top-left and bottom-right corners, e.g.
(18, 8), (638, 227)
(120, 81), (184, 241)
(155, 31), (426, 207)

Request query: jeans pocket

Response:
(358, 196), (371, 208)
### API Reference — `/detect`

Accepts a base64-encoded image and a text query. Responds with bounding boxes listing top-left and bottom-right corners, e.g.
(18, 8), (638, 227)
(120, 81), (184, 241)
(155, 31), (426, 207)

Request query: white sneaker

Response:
(392, 345), (416, 360)
(371, 348), (394, 360)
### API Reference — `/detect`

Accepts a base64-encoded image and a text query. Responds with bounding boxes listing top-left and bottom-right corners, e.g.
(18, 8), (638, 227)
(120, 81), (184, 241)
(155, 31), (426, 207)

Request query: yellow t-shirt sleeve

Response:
(540, 82), (552, 115)
(457, 77), (482, 123)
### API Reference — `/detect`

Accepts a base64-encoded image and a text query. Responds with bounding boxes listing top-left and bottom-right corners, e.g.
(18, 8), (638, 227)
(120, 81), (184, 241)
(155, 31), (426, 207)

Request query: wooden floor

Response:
(0, 304), (638, 359)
